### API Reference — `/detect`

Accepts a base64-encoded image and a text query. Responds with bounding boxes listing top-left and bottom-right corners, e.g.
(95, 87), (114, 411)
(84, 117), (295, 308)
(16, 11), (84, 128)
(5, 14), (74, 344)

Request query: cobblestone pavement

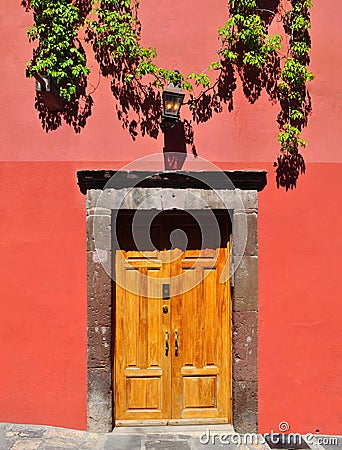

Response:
(0, 423), (341, 450)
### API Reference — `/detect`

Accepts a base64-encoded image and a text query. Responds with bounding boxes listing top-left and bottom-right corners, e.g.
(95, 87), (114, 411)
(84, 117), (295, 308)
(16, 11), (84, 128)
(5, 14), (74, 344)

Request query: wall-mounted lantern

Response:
(34, 73), (64, 112)
(162, 70), (185, 125)
(162, 84), (185, 121)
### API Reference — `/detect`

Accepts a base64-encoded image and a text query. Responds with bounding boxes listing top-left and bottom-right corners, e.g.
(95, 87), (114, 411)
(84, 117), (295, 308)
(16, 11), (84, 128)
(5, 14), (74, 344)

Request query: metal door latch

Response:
(162, 283), (170, 299)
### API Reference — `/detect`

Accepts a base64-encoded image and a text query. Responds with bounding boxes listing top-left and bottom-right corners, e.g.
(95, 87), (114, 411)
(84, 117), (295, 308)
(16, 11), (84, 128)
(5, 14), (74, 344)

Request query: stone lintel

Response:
(87, 187), (258, 211)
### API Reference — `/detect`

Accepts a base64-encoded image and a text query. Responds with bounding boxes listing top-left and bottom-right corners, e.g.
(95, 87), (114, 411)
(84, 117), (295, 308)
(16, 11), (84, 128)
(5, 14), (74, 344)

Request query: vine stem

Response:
(88, 68), (102, 95)
(183, 72), (223, 105)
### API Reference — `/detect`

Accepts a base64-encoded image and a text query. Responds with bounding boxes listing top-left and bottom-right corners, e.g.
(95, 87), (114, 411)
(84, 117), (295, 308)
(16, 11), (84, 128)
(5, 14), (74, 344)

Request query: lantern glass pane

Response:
(164, 94), (180, 117)
(162, 88), (184, 119)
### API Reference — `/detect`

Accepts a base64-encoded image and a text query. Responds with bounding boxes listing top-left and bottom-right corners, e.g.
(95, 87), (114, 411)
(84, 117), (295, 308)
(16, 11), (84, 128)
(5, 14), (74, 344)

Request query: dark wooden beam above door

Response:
(77, 170), (267, 195)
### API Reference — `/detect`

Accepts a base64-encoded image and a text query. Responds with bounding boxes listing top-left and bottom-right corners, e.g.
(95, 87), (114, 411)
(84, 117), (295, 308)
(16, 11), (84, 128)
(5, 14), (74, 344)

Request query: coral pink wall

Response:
(258, 162), (342, 433)
(1, 0), (341, 164)
(0, 0), (341, 433)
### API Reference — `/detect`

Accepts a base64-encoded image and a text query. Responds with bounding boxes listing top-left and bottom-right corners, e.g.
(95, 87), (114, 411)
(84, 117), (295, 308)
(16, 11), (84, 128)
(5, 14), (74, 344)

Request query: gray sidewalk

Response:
(0, 423), (341, 450)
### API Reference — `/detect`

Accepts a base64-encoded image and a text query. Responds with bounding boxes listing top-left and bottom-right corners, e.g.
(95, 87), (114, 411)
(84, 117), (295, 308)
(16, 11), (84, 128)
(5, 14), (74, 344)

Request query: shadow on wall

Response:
(22, 0), (311, 190)
(22, 0), (94, 134)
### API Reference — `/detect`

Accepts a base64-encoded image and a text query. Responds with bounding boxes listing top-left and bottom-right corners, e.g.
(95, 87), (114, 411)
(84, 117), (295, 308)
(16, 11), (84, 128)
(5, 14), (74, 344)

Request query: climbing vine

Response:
(22, 0), (314, 188)
(22, 0), (93, 131)
(276, 0), (313, 188)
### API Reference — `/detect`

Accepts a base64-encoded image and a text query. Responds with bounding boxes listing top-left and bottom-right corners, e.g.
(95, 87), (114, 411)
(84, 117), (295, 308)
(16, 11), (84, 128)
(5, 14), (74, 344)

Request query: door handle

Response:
(165, 330), (169, 356)
(175, 330), (179, 357)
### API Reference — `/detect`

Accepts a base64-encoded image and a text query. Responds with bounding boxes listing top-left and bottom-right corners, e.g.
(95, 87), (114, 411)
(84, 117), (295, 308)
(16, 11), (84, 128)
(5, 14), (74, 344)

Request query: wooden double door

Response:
(114, 211), (232, 425)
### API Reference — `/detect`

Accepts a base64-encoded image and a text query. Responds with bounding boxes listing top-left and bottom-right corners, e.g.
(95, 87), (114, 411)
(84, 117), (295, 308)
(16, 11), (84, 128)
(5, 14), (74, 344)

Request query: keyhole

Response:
(162, 305), (168, 314)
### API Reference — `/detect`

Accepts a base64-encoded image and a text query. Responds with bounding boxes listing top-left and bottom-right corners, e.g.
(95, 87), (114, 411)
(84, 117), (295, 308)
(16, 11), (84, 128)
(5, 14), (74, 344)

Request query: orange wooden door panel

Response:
(115, 250), (171, 421)
(170, 246), (231, 421)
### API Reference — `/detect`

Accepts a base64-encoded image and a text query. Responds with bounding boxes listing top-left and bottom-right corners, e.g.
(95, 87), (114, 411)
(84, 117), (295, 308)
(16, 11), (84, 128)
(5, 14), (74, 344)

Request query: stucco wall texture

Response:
(0, 0), (341, 434)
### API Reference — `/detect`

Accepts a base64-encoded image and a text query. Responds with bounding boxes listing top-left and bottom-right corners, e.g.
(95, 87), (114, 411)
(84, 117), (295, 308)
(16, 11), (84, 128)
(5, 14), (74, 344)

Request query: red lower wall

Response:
(0, 161), (341, 433)
(258, 162), (342, 434)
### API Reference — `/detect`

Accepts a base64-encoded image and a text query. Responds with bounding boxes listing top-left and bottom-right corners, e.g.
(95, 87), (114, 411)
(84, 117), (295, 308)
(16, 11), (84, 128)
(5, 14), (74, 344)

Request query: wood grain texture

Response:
(115, 250), (171, 421)
(170, 245), (231, 421)
(114, 227), (231, 424)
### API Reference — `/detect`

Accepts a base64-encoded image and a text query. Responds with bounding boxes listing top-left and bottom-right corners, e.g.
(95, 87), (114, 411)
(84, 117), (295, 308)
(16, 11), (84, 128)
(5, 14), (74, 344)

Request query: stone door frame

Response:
(79, 170), (267, 433)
